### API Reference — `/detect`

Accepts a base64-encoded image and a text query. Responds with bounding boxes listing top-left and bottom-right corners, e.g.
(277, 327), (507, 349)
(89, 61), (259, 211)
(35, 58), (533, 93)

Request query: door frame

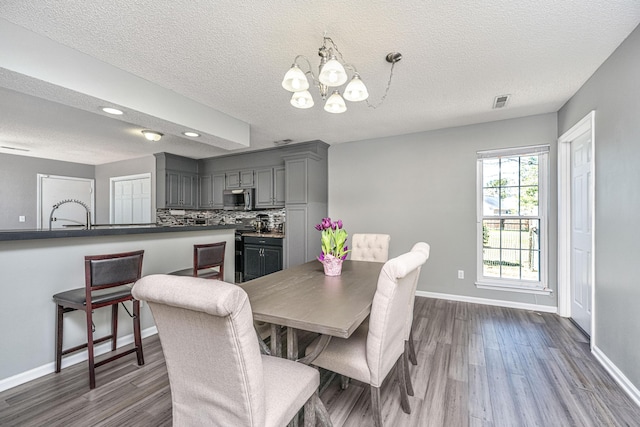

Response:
(109, 173), (152, 224)
(557, 111), (595, 343)
(36, 174), (95, 229)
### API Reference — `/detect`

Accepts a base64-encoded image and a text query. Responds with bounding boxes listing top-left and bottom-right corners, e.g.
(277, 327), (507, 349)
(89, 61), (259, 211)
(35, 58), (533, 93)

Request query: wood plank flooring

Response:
(1, 297), (639, 426)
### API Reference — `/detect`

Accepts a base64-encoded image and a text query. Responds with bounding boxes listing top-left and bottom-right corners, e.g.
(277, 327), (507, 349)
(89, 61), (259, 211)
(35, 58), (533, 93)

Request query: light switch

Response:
(19, 216), (26, 222)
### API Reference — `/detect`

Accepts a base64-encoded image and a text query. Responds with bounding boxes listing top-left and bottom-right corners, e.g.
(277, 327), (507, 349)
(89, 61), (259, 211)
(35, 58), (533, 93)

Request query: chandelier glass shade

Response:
(343, 74), (369, 102)
(282, 64), (309, 92)
(318, 55), (348, 87)
(324, 90), (347, 114)
(291, 90), (314, 109)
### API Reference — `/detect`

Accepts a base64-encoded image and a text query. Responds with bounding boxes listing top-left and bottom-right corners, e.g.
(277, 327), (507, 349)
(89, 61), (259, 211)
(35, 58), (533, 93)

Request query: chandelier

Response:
(281, 36), (402, 114)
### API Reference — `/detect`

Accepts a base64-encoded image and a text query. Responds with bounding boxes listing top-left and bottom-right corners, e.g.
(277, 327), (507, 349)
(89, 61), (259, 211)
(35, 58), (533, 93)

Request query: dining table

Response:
(241, 259), (383, 427)
(240, 259), (384, 363)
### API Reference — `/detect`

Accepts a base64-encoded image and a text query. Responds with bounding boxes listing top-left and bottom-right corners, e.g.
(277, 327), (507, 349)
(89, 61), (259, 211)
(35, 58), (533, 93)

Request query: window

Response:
(476, 145), (549, 293)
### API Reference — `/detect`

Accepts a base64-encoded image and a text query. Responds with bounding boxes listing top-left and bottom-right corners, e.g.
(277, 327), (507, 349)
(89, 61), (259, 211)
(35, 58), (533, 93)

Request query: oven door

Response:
(235, 232), (244, 283)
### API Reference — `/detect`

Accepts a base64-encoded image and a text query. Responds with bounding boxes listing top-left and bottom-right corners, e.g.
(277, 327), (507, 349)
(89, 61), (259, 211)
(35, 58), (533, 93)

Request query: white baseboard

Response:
(592, 345), (640, 408)
(415, 290), (558, 313)
(0, 326), (158, 393)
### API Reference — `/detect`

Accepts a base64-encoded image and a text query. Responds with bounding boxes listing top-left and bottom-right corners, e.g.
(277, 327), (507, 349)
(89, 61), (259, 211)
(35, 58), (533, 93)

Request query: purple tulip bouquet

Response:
(315, 217), (349, 275)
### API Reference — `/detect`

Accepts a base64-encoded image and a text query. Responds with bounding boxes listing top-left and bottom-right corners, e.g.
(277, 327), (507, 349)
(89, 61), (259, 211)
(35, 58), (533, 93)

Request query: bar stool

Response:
(53, 250), (145, 389)
(169, 241), (226, 280)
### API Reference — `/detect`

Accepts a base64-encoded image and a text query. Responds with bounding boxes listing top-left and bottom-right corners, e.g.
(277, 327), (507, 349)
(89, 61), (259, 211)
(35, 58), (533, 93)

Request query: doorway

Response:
(109, 173), (152, 224)
(558, 111), (595, 340)
(37, 174), (95, 229)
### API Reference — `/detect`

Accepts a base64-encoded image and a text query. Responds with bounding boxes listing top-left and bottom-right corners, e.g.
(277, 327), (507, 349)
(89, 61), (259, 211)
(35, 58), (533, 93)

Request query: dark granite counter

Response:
(0, 224), (237, 242)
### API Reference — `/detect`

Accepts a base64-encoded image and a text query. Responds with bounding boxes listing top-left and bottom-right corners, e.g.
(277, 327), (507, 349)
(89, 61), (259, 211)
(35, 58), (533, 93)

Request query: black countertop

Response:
(0, 224), (237, 242)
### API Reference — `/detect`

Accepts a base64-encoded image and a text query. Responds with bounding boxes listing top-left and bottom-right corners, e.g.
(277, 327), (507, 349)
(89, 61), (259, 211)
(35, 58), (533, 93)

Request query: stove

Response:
(234, 220), (255, 283)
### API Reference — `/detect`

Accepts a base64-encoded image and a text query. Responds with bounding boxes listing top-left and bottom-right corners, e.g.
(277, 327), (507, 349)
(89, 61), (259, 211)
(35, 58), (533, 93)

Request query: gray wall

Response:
(558, 25), (640, 389)
(328, 113), (558, 308)
(94, 156), (157, 224)
(0, 153), (94, 229)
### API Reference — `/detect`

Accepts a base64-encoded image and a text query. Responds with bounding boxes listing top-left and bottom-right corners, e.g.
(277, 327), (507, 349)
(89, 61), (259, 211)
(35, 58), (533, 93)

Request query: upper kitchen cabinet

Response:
(255, 166), (285, 208)
(212, 174), (226, 209)
(198, 175), (213, 208)
(226, 170), (254, 189)
(165, 171), (197, 208)
(155, 153), (199, 209)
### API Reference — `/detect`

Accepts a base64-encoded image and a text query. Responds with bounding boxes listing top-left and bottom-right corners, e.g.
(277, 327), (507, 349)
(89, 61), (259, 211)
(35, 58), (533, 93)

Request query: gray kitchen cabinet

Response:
(243, 236), (283, 281)
(226, 170), (254, 189)
(198, 175), (213, 208)
(166, 170), (197, 208)
(155, 153), (199, 209)
(212, 174), (226, 209)
(284, 205), (308, 268)
(283, 147), (328, 269)
(255, 166), (285, 208)
(284, 158), (308, 204)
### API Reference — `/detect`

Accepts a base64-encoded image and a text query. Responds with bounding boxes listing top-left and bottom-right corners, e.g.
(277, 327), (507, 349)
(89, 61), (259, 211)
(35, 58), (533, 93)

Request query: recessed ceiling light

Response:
(141, 130), (163, 142)
(101, 107), (124, 115)
(183, 131), (200, 138)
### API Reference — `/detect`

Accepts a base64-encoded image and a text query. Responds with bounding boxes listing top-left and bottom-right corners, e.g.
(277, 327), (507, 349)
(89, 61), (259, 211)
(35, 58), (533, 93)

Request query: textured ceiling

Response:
(1, 1), (639, 165)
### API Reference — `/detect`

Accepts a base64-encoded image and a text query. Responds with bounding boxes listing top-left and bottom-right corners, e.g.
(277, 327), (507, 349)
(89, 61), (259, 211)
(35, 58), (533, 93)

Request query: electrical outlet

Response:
(458, 270), (464, 279)
(19, 215), (26, 222)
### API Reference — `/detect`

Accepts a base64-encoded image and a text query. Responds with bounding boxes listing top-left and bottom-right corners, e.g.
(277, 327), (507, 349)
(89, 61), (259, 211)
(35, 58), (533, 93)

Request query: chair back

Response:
(366, 250), (427, 387)
(194, 241), (226, 278)
(405, 242), (430, 338)
(132, 274), (265, 426)
(350, 234), (391, 262)
(85, 250), (144, 291)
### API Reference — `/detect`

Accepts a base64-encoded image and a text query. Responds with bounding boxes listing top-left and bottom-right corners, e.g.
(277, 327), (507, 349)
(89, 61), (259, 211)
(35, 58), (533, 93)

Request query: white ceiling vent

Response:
(493, 94), (511, 109)
(273, 139), (293, 146)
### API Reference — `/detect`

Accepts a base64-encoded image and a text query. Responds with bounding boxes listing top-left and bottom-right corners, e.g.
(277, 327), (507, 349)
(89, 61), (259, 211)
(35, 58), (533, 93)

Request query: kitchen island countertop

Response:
(0, 224), (237, 242)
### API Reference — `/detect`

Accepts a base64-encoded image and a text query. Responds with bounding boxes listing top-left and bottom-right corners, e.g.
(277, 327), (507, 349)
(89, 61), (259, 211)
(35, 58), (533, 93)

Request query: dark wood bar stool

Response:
(53, 250), (145, 389)
(169, 241), (225, 280)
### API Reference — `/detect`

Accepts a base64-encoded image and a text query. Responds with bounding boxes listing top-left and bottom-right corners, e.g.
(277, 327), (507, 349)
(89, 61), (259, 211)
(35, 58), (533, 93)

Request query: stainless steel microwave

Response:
(223, 188), (254, 211)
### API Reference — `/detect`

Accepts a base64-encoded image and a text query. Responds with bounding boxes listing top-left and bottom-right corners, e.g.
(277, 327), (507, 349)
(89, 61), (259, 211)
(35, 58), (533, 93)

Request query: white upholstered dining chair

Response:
(132, 274), (323, 427)
(401, 242), (431, 397)
(406, 242), (430, 366)
(350, 233), (391, 262)
(306, 248), (429, 427)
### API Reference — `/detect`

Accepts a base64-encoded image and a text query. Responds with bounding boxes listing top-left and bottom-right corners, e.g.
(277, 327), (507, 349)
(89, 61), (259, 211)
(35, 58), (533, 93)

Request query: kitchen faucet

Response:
(48, 199), (92, 230)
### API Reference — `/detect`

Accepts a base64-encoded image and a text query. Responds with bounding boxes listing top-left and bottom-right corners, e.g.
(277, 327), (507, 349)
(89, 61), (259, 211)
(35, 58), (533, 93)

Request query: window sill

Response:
(475, 281), (553, 295)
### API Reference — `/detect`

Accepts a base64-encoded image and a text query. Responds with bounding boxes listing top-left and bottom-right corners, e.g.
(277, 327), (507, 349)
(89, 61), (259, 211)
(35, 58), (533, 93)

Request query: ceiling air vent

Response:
(493, 94), (510, 109)
(273, 139), (293, 146)
(1, 145), (30, 152)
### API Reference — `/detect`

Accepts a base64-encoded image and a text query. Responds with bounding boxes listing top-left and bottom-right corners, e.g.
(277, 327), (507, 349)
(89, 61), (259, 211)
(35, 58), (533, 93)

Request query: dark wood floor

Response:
(1, 297), (639, 426)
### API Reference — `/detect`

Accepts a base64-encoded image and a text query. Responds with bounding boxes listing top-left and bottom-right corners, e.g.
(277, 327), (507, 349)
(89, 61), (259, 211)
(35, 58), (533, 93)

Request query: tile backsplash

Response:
(156, 208), (285, 231)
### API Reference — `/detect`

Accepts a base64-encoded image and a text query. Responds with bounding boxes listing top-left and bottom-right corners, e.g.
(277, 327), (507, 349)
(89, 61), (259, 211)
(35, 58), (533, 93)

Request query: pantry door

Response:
(110, 173), (152, 224)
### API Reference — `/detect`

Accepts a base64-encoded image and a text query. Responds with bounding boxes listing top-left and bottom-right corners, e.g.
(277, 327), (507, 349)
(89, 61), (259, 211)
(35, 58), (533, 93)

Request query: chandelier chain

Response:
(325, 35), (397, 109)
(366, 59), (397, 109)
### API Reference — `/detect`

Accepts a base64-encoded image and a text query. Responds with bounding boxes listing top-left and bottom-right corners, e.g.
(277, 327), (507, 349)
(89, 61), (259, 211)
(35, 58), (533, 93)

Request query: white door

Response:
(570, 131), (593, 336)
(110, 174), (151, 224)
(37, 175), (94, 229)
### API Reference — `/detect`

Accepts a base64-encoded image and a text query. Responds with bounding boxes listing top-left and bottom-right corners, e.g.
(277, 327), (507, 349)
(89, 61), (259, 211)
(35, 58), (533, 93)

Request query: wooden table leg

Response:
(271, 324), (281, 357)
(287, 327), (299, 360)
(297, 334), (332, 365)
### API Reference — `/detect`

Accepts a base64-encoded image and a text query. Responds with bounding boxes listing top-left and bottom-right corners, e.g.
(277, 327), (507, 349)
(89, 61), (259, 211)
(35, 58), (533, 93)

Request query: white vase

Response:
(321, 254), (343, 276)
